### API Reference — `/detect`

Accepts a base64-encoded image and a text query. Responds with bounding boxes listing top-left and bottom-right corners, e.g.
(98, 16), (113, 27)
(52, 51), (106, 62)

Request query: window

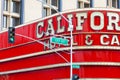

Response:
(11, 17), (20, 26)
(78, 2), (82, 8)
(107, 0), (109, 6)
(78, 0), (90, 8)
(2, 0), (21, 30)
(43, 8), (48, 17)
(43, 0), (47, 3)
(51, 0), (58, 6)
(11, 0), (20, 13)
(51, 9), (56, 14)
(107, 0), (118, 8)
(3, 16), (7, 28)
(112, 0), (117, 8)
(4, 0), (8, 11)
(84, 3), (90, 8)
(43, 0), (59, 17)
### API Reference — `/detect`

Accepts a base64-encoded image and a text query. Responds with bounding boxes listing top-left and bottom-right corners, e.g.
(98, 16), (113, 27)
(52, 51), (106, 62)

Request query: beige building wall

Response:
(93, 0), (107, 8)
(24, 0), (42, 23)
(62, 0), (77, 11)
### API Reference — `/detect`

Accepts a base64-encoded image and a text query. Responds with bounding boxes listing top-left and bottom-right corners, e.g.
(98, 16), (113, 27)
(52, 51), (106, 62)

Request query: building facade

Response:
(0, 0), (120, 31)
(0, 0), (120, 80)
(1, 8), (120, 80)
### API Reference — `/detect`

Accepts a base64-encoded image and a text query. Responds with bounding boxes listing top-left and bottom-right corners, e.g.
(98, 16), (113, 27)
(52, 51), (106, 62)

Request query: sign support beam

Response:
(70, 20), (73, 80)
(37, 0), (74, 79)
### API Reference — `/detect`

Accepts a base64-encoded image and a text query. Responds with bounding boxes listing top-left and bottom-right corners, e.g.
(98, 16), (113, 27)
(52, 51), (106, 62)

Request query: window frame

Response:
(3, 15), (8, 28)
(112, 0), (117, 8)
(51, 0), (58, 7)
(42, 0), (59, 17)
(4, 0), (8, 11)
(77, 0), (90, 8)
(84, 2), (90, 8)
(107, 0), (118, 8)
(11, 0), (20, 13)
(11, 17), (20, 26)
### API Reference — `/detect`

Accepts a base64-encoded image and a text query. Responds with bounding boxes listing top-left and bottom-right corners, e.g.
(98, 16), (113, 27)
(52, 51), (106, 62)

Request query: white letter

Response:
(111, 35), (120, 45)
(76, 13), (87, 30)
(107, 12), (120, 31)
(36, 22), (44, 38)
(57, 16), (65, 33)
(46, 19), (55, 36)
(100, 35), (109, 45)
(91, 12), (104, 30)
(67, 14), (73, 31)
(85, 35), (93, 46)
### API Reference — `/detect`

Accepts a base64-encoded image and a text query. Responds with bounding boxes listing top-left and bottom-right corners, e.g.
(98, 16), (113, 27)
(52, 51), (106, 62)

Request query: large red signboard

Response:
(0, 9), (120, 80)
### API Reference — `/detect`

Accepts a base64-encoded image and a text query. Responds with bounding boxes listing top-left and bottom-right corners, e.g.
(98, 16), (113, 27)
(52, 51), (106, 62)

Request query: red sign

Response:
(0, 9), (120, 80)
(0, 9), (120, 51)
(36, 9), (120, 50)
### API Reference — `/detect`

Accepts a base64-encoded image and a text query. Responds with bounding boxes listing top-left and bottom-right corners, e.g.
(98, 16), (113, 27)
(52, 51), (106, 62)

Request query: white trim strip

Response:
(74, 62), (120, 66)
(55, 78), (120, 80)
(1, 46), (120, 63)
(1, 62), (120, 75)
(0, 63), (69, 75)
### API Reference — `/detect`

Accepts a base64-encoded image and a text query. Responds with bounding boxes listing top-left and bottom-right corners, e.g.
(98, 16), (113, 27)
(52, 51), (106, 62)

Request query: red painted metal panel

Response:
(1, 50), (120, 72)
(0, 43), (43, 59)
(73, 50), (120, 62)
(74, 66), (120, 78)
(1, 66), (120, 80)
(15, 27), (24, 44)
(0, 52), (69, 72)
(0, 67), (70, 80)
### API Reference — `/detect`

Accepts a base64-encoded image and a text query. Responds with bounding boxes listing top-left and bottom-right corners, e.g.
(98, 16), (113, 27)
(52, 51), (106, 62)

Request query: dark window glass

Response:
(78, 2), (82, 8)
(11, 17), (20, 26)
(107, 0), (109, 6)
(51, 9), (56, 14)
(112, 0), (117, 8)
(43, 8), (48, 17)
(84, 3), (90, 8)
(3, 15), (7, 28)
(58, 0), (61, 11)
(12, 1), (20, 13)
(4, 0), (8, 11)
(51, 0), (58, 6)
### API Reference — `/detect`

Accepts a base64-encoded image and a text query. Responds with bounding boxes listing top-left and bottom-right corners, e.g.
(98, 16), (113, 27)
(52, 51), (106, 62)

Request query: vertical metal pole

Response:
(70, 21), (73, 80)
(37, 0), (73, 79)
